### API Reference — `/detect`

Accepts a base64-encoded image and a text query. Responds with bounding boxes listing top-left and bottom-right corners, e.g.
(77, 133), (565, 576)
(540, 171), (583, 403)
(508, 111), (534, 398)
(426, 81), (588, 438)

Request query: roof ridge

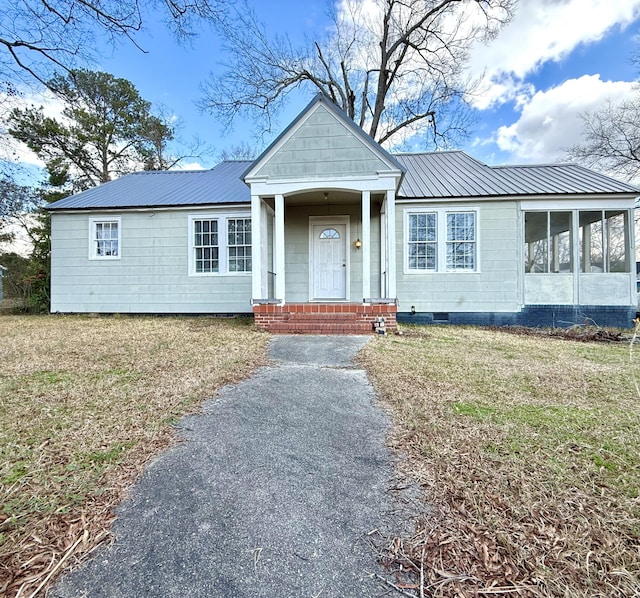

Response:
(132, 169), (208, 175)
(494, 163), (640, 191)
(393, 149), (464, 156)
(493, 162), (575, 169)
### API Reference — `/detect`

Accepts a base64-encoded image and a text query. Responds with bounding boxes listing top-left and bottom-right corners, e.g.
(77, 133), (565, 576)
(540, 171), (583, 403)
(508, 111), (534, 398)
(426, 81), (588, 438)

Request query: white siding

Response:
(395, 201), (520, 312)
(524, 275), (574, 304)
(523, 273), (633, 306)
(579, 274), (633, 305)
(255, 105), (389, 179)
(50, 209), (252, 314)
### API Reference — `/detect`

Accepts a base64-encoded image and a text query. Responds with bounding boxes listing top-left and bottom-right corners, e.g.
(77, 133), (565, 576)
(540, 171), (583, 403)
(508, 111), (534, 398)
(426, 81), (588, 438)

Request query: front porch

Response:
(253, 302), (397, 334)
(242, 93), (406, 334)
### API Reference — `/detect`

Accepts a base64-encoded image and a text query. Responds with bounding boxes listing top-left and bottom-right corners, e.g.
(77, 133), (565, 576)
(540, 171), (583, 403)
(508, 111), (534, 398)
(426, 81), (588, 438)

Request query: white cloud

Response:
(173, 160), (205, 171)
(469, 0), (640, 109)
(493, 75), (636, 162)
(0, 87), (64, 169)
(0, 215), (37, 257)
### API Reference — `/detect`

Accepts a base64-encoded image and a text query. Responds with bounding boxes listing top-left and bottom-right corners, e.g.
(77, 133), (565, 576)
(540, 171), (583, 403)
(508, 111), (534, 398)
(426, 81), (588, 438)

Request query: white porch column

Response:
(251, 194), (263, 301)
(260, 201), (269, 298)
(386, 188), (397, 298)
(380, 201), (387, 297)
(361, 190), (371, 300)
(274, 193), (286, 303)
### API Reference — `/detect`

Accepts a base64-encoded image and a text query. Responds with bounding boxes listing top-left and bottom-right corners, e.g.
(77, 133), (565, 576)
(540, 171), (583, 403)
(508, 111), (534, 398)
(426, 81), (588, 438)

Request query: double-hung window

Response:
(406, 209), (478, 272)
(227, 218), (252, 272)
(408, 213), (437, 270)
(190, 214), (252, 275)
(446, 212), (476, 271)
(193, 219), (219, 273)
(89, 217), (121, 259)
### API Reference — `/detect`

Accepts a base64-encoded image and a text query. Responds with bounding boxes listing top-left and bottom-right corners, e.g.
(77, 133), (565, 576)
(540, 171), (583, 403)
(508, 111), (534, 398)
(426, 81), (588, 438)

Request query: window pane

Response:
(447, 241), (475, 270)
(606, 211), (629, 272)
(408, 213), (437, 270)
(426, 243), (436, 269)
(550, 212), (572, 273)
(446, 212), (475, 271)
(94, 221), (119, 258)
(447, 212), (474, 241)
(227, 218), (252, 272)
(525, 212), (548, 273)
(319, 228), (340, 239)
(193, 219), (219, 273)
(579, 211), (603, 273)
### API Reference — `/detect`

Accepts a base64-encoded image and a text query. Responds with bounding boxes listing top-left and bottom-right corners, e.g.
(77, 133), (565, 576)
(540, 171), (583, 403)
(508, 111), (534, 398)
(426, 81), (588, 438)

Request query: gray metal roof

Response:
(49, 150), (640, 211)
(396, 151), (640, 199)
(48, 160), (252, 210)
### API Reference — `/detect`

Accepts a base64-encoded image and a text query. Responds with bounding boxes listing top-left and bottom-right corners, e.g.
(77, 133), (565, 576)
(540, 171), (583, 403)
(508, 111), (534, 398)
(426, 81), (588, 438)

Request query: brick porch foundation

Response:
(253, 302), (397, 334)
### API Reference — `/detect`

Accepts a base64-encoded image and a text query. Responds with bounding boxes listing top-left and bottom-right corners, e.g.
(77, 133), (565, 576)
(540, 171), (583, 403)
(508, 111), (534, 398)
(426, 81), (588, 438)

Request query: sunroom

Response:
(523, 206), (635, 307)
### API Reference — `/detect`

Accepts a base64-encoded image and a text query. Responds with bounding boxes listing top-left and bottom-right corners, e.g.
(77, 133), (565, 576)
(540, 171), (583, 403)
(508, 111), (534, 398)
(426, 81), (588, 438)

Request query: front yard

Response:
(360, 326), (640, 597)
(0, 315), (269, 596)
(1, 316), (638, 597)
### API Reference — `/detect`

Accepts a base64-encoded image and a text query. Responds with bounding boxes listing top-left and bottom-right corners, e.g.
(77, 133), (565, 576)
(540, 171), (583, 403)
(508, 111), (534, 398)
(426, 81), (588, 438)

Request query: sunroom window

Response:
(579, 210), (630, 273)
(524, 211), (572, 273)
(525, 210), (630, 274)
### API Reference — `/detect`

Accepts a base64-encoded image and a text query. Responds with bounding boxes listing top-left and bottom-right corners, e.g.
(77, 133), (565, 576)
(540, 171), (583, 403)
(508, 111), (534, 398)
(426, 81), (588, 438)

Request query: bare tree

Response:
(217, 141), (260, 161)
(0, 0), (229, 87)
(200, 0), (514, 148)
(566, 96), (640, 183)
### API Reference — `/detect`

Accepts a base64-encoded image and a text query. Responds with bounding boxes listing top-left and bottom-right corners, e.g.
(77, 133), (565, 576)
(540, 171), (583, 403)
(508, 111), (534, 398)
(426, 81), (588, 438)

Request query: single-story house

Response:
(48, 94), (640, 332)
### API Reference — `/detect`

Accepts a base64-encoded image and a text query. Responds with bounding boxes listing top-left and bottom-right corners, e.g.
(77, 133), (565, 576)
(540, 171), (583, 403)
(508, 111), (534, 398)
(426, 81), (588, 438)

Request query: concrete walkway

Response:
(52, 335), (401, 598)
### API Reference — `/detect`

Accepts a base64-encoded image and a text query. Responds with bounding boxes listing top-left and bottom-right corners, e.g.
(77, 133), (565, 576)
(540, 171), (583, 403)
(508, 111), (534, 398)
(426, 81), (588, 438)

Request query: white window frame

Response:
(445, 211), (477, 272)
(189, 213), (252, 276)
(192, 217), (220, 274)
(227, 217), (252, 273)
(407, 211), (438, 272)
(89, 217), (121, 260)
(404, 208), (479, 274)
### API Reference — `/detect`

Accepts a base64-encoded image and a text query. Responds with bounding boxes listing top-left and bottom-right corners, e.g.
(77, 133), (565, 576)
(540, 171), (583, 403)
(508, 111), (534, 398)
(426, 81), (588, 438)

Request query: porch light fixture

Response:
(354, 238), (362, 249)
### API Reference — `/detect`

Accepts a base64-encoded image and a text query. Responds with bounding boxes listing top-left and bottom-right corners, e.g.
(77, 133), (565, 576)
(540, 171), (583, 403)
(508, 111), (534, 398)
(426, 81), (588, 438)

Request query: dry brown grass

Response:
(0, 315), (269, 597)
(360, 325), (640, 598)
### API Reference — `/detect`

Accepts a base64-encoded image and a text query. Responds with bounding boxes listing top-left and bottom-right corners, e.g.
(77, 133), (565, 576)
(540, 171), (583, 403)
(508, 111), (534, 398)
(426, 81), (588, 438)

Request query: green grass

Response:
(0, 314), (269, 597)
(360, 325), (640, 597)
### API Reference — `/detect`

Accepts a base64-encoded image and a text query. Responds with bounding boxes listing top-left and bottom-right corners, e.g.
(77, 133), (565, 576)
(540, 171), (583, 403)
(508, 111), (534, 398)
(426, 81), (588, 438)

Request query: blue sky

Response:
(8, 0), (640, 176)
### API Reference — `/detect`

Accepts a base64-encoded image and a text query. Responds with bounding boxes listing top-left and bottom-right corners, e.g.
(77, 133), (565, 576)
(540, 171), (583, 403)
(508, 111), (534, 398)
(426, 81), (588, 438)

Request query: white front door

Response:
(312, 223), (347, 299)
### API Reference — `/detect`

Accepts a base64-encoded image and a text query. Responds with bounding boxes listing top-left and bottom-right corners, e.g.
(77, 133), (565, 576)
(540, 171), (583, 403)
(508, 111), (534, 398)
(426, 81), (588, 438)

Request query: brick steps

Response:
(253, 303), (397, 334)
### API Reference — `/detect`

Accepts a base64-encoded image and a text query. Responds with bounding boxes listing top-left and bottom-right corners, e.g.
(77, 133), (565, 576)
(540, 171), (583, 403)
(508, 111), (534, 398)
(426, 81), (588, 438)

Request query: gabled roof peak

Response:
(242, 92), (406, 181)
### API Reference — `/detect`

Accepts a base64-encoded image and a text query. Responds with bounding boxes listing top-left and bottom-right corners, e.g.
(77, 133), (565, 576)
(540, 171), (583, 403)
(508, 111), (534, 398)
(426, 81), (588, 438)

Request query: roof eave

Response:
(48, 200), (252, 212)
